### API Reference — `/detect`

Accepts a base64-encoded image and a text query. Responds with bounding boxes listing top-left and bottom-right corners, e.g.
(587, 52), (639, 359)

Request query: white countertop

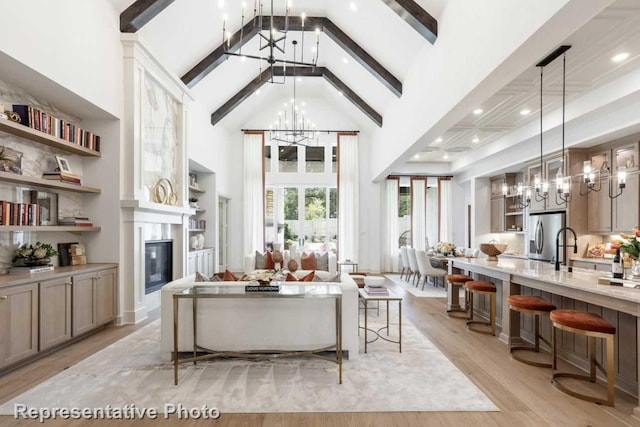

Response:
(450, 257), (640, 306)
(570, 256), (611, 265)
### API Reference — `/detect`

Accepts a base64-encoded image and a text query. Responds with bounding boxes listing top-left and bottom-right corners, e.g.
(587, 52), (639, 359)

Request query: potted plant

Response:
(13, 242), (58, 266)
(189, 197), (199, 208)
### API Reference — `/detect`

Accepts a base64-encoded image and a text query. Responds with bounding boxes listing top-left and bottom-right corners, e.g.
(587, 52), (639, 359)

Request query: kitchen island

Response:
(450, 257), (640, 413)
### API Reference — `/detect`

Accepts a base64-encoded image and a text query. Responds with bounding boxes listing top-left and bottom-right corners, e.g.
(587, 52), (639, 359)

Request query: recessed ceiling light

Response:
(520, 109), (530, 115)
(435, 137), (443, 143)
(256, 89), (261, 95)
(413, 154), (420, 159)
(443, 152), (449, 159)
(472, 137), (480, 143)
(342, 57), (348, 64)
(297, 77), (302, 82)
(612, 52), (630, 63)
(473, 108), (483, 115)
(350, 2), (357, 12)
(338, 91), (343, 96)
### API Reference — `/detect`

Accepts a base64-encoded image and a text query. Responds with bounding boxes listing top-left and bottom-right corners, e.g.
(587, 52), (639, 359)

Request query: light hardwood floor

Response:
(1, 277), (640, 426)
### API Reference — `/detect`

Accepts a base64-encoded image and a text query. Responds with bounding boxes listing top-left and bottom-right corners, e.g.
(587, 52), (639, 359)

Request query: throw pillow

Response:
(287, 259), (298, 272)
(223, 269), (240, 281)
(313, 273), (341, 282)
(287, 271), (315, 282)
(255, 250), (266, 269)
(315, 251), (329, 271)
(264, 251), (276, 269)
(195, 271), (210, 282)
(301, 252), (317, 270)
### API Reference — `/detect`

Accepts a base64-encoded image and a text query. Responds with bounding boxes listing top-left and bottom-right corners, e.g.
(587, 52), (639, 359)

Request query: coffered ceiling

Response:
(109, 0), (640, 177)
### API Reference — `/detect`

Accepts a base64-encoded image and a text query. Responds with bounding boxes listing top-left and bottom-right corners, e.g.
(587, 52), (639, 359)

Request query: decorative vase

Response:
(632, 259), (640, 278)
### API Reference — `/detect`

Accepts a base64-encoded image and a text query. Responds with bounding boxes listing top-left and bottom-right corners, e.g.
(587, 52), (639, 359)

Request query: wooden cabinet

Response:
(587, 177), (612, 233)
(39, 277), (72, 350)
(490, 198), (505, 233)
(0, 283), (38, 368)
(187, 248), (215, 276)
(72, 268), (117, 336)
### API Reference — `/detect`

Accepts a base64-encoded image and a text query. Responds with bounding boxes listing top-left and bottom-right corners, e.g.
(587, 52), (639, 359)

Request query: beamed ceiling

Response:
(110, 0), (640, 175)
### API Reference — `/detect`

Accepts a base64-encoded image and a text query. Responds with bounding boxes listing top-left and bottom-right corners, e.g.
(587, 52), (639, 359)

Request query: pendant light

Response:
(533, 65), (549, 203)
(555, 51), (571, 205)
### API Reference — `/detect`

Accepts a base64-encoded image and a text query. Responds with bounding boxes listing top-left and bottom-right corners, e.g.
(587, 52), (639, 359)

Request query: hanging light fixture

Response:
(533, 65), (549, 202)
(579, 155), (626, 199)
(555, 49), (572, 205)
(222, 1), (320, 84)
(269, 40), (318, 146)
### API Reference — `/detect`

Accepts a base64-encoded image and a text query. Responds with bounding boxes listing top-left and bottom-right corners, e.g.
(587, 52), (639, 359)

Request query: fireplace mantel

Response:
(121, 199), (195, 223)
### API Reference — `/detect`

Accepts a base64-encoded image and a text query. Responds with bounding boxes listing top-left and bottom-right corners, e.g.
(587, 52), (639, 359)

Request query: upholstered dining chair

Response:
(406, 247), (420, 286)
(399, 246), (410, 280)
(416, 249), (447, 289)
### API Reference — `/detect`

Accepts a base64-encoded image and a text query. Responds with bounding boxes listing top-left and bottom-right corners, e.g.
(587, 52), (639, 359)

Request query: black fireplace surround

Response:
(145, 239), (173, 294)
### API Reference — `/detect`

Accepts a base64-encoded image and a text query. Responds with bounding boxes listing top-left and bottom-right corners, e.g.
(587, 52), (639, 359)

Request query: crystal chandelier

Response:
(269, 40), (318, 146)
(222, 0), (320, 84)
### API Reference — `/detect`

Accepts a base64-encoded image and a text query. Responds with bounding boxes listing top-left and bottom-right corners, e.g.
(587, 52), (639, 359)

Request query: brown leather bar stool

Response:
(550, 309), (616, 406)
(464, 281), (496, 336)
(445, 274), (473, 318)
(508, 295), (556, 367)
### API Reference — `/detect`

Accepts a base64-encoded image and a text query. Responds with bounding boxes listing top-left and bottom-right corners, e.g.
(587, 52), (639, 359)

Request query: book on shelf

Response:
(58, 216), (93, 227)
(8, 265), (54, 274)
(0, 200), (40, 226)
(42, 171), (82, 185)
(12, 105), (101, 152)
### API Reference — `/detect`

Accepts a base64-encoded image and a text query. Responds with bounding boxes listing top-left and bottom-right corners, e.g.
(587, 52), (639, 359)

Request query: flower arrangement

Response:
(13, 242), (57, 266)
(617, 229), (640, 260)
(435, 241), (456, 256)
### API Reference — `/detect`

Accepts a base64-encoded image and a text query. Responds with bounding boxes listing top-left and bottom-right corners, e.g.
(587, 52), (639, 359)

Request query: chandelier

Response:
(269, 40), (318, 146)
(222, 0), (320, 84)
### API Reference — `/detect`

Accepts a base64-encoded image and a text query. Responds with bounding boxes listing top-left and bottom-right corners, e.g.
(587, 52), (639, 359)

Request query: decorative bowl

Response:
(480, 243), (508, 261)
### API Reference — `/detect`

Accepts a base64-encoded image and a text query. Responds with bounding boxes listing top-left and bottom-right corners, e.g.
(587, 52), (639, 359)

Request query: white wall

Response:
(0, 0), (123, 118)
(367, 0), (612, 181)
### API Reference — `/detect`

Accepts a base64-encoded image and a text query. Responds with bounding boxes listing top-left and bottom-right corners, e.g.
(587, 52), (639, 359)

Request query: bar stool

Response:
(508, 295), (556, 367)
(445, 274), (472, 317)
(464, 281), (496, 336)
(550, 309), (616, 406)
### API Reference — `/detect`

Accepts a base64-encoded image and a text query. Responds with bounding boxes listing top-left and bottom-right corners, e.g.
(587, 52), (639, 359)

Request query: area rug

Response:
(386, 274), (458, 298)
(0, 311), (497, 414)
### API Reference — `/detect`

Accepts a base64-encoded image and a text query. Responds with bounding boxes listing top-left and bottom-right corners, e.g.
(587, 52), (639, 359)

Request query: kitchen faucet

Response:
(555, 227), (578, 271)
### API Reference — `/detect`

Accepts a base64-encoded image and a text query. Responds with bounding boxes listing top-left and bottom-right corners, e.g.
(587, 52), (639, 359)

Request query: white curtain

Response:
(426, 186), (438, 248)
(338, 133), (359, 262)
(384, 178), (399, 272)
(439, 178), (453, 243)
(243, 132), (265, 256)
(411, 178), (426, 250)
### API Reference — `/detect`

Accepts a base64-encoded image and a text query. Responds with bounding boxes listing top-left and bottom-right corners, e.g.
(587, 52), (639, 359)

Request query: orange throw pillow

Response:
(300, 271), (315, 282)
(286, 271), (315, 282)
(301, 252), (316, 270)
(264, 251), (276, 269)
(222, 269), (239, 281)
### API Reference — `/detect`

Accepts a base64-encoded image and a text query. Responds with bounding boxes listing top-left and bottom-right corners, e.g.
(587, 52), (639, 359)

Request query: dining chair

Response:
(407, 248), (420, 286)
(416, 249), (447, 289)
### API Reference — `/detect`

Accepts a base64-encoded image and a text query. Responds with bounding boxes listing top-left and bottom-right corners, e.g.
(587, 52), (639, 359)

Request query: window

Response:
(306, 147), (325, 173)
(279, 145), (298, 172)
(332, 146), (337, 173)
(398, 185), (411, 247)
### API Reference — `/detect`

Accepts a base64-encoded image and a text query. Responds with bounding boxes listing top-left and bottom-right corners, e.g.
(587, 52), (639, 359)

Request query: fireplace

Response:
(145, 240), (173, 294)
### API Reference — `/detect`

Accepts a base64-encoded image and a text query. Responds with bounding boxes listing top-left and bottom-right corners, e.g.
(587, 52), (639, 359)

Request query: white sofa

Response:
(244, 250), (338, 280)
(160, 273), (359, 361)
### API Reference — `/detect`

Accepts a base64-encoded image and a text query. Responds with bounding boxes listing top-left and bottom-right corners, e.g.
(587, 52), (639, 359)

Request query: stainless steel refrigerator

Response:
(528, 211), (566, 262)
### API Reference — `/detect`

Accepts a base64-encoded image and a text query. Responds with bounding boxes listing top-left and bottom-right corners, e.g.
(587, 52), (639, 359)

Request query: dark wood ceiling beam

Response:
(210, 66), (382, 127)
(322, 19), (402, 97)
(182, 16), (402, 97)
(120, 0), (174, 33)
(182, 21), (259, 88)
(321, 68), (383, 127)
(379, 0), (438, 44)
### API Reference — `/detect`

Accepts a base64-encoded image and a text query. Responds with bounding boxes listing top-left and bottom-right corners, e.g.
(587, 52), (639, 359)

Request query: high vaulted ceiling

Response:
(109, 0), (640, 179)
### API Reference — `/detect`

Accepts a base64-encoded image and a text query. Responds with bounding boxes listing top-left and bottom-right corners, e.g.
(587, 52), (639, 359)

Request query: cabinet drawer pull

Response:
(0, 296), (7, 300)
(65, 281), (72, 286)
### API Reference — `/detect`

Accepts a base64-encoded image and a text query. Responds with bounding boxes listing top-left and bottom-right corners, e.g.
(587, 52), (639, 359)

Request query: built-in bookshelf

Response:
(0, 119), (100, 158)
(0, 171), (100, 194)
